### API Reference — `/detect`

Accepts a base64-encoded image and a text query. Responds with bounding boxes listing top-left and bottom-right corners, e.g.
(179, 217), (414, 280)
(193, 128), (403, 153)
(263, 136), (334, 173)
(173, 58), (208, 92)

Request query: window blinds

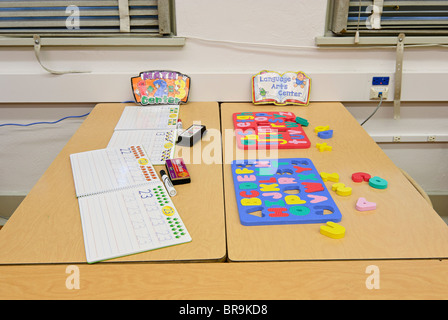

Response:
(0, 0), (172, 36)
(332, 0), (448, 35)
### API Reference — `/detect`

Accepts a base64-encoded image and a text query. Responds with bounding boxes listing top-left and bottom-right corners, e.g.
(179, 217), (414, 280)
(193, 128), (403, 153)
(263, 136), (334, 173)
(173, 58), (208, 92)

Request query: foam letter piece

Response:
(352, 172), (371, 183)
(295, 116), (309, 127)
(240, 190), (259, 198)
(237, 175), (256, 182)
(235, 168), (254, 174)
(278, 177), (297, 184)
(260, 183), (280, 191)
(356, 197), (377, 211)
(293, 166), (312, 174)
(316, 143), (332, 152)
(331, 183), (352, 196)
(331, 183), (344, 191)
(314, 125), (330, 134)
(302, 182), (324, 193)
(290, 206), (310, 216)
(320, 172), (339, 182)
(241, 139), (256, 146)
(307, 194), (328, 203)
(255, 160), (271, 167)
(369, 176), (388, 189)
(241, 198), (262, 206)
(320, 222), (345, 239)
(297, 174), (317, 181)
(285, 195), (306, 205)
(239, 182), (258, 190)
(288, 140), (308, 145)
(262, 192), (282, 199)
(268, 207), (289, 218)
(317, 130), (333, 139)
(265, 200), (286, 207)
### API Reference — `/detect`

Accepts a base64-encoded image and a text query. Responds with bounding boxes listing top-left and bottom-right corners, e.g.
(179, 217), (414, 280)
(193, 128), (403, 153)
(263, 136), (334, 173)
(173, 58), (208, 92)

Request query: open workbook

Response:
(108, 105), (179, 165)
(70, 145), (191, 264)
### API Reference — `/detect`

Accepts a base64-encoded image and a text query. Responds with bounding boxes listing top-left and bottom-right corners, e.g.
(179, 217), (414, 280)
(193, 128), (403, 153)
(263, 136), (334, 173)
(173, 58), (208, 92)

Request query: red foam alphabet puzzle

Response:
(233, 111), (311, 150)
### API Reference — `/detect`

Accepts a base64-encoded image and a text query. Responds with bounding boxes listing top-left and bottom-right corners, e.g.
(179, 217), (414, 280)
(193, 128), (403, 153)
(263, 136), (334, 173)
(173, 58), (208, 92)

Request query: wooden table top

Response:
(221, 102), (448, 261)
(1, 259), (447, 299)
(1, 101), (448, 300)
(0, 102), (226, 264)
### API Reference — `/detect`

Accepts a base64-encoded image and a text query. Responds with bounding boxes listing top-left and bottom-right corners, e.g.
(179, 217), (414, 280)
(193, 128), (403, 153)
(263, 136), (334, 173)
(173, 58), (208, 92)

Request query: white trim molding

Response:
(0, 72), (447, 103)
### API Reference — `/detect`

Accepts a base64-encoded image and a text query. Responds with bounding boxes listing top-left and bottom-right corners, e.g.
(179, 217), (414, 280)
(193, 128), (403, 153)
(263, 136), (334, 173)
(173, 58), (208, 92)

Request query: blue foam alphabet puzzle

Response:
(231, 158), (342, 226)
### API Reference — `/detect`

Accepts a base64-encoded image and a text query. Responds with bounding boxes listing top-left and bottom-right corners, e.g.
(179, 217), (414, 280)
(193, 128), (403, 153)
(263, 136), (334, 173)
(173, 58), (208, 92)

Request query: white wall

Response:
(0, 0), (447, 204)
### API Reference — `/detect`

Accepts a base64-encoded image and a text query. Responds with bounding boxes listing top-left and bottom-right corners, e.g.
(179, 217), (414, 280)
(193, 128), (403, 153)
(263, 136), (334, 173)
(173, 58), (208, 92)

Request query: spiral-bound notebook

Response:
(108, 105), (179, 165)
(70, 145), (191, 264)
(113, 105), (179, 130)
(108, 129), (176, 165)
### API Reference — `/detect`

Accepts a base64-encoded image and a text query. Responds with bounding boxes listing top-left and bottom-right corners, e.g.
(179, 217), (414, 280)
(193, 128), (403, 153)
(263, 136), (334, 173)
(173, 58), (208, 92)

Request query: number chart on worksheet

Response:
(110, 105), (179, 165)
(231, 158), (342, 226)
(108, 129), (176, 165)
(70, 145), (191, 263)
(233, 111), (310, 150)
(114, 105), (179, 130)
(77, 181), (191, 264)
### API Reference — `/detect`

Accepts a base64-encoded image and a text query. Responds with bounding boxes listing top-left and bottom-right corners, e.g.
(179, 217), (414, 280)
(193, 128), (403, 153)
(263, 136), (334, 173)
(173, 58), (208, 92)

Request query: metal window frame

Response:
(0, 0), (184, 47)
(316, 0), (448, 46)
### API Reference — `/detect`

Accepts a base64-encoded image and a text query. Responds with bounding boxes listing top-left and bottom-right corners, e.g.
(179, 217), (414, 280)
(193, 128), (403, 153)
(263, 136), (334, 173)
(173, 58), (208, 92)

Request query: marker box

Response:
(165, 158), (191, 185)
(177, 124), (206, 147)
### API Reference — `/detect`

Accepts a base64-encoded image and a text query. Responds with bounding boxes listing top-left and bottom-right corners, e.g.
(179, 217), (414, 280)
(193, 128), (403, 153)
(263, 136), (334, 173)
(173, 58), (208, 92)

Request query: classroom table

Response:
(221, 102), (448, 262)
(1, 259), (448, 300)
(0, 102), (226, 264)
(1, 101), (448, 300)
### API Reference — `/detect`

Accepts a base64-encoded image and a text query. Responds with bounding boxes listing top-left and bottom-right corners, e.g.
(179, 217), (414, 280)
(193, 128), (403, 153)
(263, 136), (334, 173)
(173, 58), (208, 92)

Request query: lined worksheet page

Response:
(70, 145), (158, 197)
(114, 105), (179, 130)
(78, 181), (191, 263)
(108, 129), (176, 165)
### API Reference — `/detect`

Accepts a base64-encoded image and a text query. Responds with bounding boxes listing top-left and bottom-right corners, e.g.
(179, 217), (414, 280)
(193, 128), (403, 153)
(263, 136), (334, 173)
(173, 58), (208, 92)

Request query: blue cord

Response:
(0, 112), (90, 127)
(0, 100), (134, 128)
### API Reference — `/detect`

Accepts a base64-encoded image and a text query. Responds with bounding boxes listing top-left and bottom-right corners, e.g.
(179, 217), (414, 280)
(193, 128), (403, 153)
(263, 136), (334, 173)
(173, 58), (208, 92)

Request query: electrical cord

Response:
(0, 101), (135, 128)
(361, 93), (383, 126)
(0, 112), (90, 127)
(185, 35), (448, 50)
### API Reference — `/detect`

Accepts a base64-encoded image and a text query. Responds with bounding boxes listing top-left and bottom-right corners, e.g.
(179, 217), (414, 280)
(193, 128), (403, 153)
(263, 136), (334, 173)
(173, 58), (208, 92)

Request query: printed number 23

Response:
(139, 190), (152, 199)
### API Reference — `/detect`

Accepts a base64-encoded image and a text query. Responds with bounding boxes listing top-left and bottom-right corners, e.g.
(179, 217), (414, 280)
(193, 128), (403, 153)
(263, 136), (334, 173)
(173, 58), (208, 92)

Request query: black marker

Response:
(160, 170), (177, 197)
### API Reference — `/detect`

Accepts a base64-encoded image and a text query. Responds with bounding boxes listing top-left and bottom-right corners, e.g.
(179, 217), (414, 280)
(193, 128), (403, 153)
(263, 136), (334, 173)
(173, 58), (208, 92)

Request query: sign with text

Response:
(252, 70), (311, 106)
(131, 70), (190, 106)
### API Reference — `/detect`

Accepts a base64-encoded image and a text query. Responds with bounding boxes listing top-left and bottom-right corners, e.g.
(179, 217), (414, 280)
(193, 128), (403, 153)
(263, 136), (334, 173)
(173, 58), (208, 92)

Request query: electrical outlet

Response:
(370, 86), (389, 100)
(393, 136), (401, 142)
(428, 136), (436, 142)
(372, 77), (390, 85)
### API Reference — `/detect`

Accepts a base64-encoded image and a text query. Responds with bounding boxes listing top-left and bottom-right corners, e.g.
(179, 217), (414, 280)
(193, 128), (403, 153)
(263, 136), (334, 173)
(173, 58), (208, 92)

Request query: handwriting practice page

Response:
(70, 145), (158, 197)
(78, 182), (191, 263)
(108, 129), (176, 165)
(114, 105), (179, 130)
(70, 145), (192, 263)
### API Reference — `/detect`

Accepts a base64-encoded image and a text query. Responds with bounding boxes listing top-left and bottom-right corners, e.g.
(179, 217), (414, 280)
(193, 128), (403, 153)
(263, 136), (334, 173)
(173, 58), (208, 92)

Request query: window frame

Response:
(0, 0), (184, 47)
(316, 0), (448, 46)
